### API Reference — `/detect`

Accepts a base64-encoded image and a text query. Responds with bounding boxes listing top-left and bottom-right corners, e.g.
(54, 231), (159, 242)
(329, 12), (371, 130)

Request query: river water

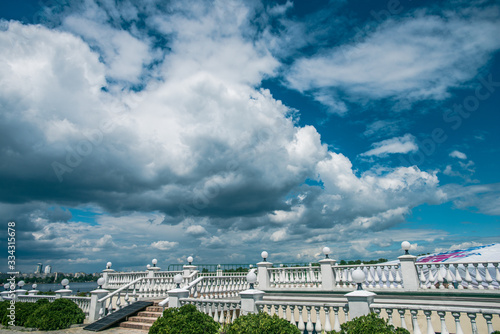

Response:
(32, 281), (98, 293)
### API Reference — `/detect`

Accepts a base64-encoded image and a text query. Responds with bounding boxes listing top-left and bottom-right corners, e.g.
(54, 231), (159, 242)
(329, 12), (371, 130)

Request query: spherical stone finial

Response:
(18, 280), (25, 288)
(152, 258), (158, 266)
(4, 283), (10, 290)
(97, 277), (105, 287)
(187, 256), (193, 264)
(401, 241), (411, 254)
(352, 269), (365, 284)
(32, 284), (37, 289)
(174, 273), (183, 288)
(352, 269), (365, 290)
(323, 246), (332, 258)
(147, 264), (151, 269)
(61, 278), (69, 287)
(106, 262), (112, 269)
(246, 271), (257, 289)
(261, 251), (269, 261)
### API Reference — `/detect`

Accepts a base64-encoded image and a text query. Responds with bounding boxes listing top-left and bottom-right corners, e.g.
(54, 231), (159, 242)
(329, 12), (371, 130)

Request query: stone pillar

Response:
(257, 261), (273, 290)
(102, 268), (115, 289)
(167, 288), (189, 308)
(239, 289), (265, 315)
(89, 288), (109, 322)
(148, 266), (161, 278)
(14, 289), (27, 300)
(398, 254), (419, 291)
(183, 265), (197, 279)
(345, 290), (376, 319)
(28, 289), (39, 295)
(320, 258), (336, 290)
(55, 288), (72, 298)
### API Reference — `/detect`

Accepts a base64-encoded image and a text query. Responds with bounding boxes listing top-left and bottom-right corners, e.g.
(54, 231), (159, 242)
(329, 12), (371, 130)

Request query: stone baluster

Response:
(333, 306), (341, 331)
(213, 302), (219, 323)
(343, 305), (349, 322)
(297, 305), (305, 331)
(231, 303), (237, 323)
(386, 308), (394, 325)
(207, 302), (213, 318)
(314, 305), (322, 333)
(483, 263), (493, 289)
(436, 265), (445, 289)
(464, 264), (473, 288)
(411, 310), (422, 334)
(395, 266), (402, 288)
(381, 266), (388, 288)
(305, 305), (314, 333)
(424, 310), (435, 334)
(494, 263), (500, 288)
(473, 264), (483, 289)
(289, 305), (296, 326)
(273, 304), (280, 317)
(419, 265), (427, 289)
(428, 265), (436, 289)
(280, 304), (287, 320)
(324, 306), (332, 332)
(452, 312), (464, 334)
(115, 291), (121, 309)
(453, 264), (463, 289)
(398, 309), (407, 329)
(437, 311), (449, 334)
(483, 313), (494, 333)
(374, 267), (381, 288)
(467, 313), (478, 334)
(388, 266), (395, 288)
(107, 298), (113, 315)
(444, 264), (454, 289)
(366, 267), (374, 288)
(335, 268), (342, 289)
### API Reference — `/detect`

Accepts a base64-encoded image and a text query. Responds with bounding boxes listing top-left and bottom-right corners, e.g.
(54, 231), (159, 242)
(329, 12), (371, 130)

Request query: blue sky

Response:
(0, 0), (499, 273)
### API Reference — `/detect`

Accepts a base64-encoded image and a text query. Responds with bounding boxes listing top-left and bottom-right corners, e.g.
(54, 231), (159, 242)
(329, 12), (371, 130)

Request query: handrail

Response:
(370, 303), (500, 315)
(98, 277), (144, 303)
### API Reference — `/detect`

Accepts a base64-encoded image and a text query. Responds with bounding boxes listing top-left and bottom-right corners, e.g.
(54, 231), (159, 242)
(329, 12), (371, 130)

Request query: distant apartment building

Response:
(44, 265), (52, 274)
(35, 263), (43, 274)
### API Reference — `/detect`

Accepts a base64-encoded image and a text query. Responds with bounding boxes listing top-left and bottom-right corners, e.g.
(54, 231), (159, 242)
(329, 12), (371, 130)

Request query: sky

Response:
(0, 0), (499, 274)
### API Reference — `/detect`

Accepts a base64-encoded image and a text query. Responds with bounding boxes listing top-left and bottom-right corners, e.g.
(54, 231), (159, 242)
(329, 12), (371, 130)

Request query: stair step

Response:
(119, 321), (152, 330)
(146, 306), (163, 312)
(127, 316), (159, 324)
(137, 311), (163, 317)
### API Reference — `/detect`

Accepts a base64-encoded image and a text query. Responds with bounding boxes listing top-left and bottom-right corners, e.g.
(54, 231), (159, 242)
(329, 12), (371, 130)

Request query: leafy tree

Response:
(327, 313), (410, 334)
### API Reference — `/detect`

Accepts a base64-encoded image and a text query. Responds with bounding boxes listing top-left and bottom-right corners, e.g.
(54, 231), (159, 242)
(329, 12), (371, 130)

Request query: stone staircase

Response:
(119, 301), (163, 331)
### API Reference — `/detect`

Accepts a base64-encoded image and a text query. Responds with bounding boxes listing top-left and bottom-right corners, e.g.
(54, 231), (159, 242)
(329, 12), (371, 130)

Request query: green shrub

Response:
(327, 313), (410, 334)
(149, 304), (219, 334)
(26, 298), (85, 330)
(223, 312), (300, 334)
(0, 299), (51, 327)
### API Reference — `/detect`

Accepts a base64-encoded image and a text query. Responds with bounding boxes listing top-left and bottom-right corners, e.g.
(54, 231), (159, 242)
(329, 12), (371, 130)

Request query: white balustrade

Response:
(185, 275), (250, 299)
(416, 261), (500, 290)
(371, 303), (500, 334)
(255, 301), (348, 331)
(333, 264), (403, 290)
(180, 298), (241, 324)
(268, 266), (322, 288)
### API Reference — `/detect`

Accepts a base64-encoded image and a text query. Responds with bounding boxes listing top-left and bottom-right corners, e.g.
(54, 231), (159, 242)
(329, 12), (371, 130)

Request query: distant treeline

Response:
(0, 273), (99, 285)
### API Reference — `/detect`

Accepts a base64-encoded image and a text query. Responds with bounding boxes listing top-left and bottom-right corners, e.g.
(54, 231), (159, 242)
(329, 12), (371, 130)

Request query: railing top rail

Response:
(370, 303), (500, 315)
(181, 297), (241, 304)
(98, 277), (144, 303)
(256, 301), (347, 307)
(334, 263), (398, 268)
(63, 296), (91, 300)
(416, 261), (500, 265)
(268, 266), (321, 271)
